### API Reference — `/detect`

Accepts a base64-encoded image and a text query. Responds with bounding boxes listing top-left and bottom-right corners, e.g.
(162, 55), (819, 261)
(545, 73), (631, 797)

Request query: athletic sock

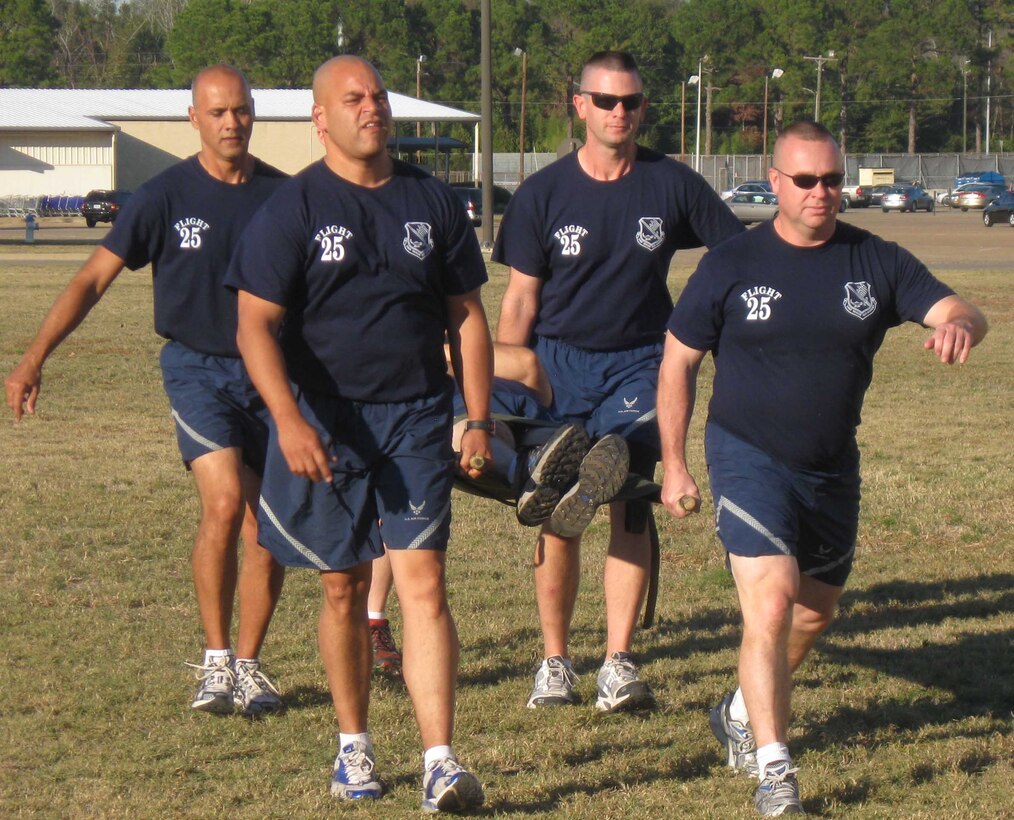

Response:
(756, 742), (792, 779)
(339, 732), (373, 754)
(424, 745), (455, 768)
(729, 687), (749, 723)
(368, 611), (386, 621)
(204, 648), (233, 665)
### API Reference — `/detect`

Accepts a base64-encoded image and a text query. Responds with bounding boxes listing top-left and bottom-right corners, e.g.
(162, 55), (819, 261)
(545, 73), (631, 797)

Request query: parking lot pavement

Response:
(2, 209), (1010, 270)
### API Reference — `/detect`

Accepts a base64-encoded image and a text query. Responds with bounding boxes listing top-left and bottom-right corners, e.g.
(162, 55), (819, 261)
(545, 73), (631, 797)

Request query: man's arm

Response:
(496, 268), (541, 346)
(921, 294), (988, 364)
(657, 331), (707, 519)
(5, 246), (126, 421)
(446, 288), (494, 478)
(235, 290), (334, 482)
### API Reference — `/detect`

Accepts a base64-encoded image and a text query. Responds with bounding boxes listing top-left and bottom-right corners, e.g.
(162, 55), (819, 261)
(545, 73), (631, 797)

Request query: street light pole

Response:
(802, 52), (836, 120)
(762, 68), (784, 171)
(514, 48), (528, 184)
(962, 59), (970, 154)
(689, 70), (702, 172)
(680, 80), (686, 157)
(415, 55), (426, 138)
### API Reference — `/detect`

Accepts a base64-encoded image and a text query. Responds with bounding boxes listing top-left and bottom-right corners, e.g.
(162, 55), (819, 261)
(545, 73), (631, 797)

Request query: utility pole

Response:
(803, 52), (836, 120)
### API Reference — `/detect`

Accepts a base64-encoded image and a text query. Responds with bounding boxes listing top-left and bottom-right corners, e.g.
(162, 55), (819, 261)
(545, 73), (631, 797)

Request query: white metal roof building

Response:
(0, 88), (480, 197)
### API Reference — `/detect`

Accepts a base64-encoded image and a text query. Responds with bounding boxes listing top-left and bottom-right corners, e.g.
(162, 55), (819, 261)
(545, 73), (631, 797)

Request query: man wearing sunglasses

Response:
(493, 50), (743, 715)
(658, 120), (987, 816)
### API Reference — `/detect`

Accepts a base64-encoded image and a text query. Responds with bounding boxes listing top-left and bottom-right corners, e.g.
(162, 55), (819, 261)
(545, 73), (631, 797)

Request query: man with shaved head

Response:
(227, 56), (490, 811)
(659, 120), (987, 815)
(6, 65), (289, 717)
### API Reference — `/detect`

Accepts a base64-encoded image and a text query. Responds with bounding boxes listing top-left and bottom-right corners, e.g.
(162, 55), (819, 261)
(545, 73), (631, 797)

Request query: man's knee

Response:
(320, 569), (370, 617)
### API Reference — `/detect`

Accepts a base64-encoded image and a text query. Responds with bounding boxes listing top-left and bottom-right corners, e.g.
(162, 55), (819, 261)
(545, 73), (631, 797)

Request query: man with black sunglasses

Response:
(493, 50), (743, 715)
(658, 120), (987, 816)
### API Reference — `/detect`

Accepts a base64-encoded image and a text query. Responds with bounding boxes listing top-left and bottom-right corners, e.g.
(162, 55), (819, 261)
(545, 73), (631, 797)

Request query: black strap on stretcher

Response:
(452, 414), (665, 628)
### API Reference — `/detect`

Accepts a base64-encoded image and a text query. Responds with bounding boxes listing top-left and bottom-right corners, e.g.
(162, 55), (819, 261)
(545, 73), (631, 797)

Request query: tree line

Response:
(2, 0), (1011, 154)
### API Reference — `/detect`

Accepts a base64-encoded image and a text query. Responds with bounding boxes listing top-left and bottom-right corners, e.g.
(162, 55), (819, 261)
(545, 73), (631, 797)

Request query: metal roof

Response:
(0, 88), (479, 131)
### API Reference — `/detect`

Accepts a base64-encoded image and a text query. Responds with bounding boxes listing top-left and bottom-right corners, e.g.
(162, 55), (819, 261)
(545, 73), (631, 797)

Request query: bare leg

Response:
(533, 529), (581, 659)
(235, 465), (284, 659)
(387, 549), (458, 748)
(603, 501), (651, 655)
(319, 563), (373, 732)
(368, 548), (394, 615)
(189, 448), (249, 650)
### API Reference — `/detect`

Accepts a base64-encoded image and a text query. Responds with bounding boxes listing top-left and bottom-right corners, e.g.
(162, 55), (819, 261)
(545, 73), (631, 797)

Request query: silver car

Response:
(727, 192), (778, 224)
(881, 185), (935, 213)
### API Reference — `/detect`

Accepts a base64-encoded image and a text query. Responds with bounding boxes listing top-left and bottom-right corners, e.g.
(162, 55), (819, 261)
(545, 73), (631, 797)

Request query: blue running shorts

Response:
(159, 340), (270, 474)
(705, 422), (860, 587)
(534, 336), (661, 463)
(257, 387), (456, 571)
(452, 376), (559, 422)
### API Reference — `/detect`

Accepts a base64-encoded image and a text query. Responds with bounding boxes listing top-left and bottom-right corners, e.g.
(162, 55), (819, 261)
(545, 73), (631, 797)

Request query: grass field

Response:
(1, 255), (1011, 818)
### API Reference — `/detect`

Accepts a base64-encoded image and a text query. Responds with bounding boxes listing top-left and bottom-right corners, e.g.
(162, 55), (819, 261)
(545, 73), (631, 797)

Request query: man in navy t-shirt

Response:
(492, 50), (744, 714)
(5, 65), (289, 717)
(228, 56), (491, 811)
(658, 121), (988, 816)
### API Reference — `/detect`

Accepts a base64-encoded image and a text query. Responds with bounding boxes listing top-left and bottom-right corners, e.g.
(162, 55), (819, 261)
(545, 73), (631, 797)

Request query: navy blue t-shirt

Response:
(103, 155), (287, 357)
(668, 221), (954, 471)
(492, 147), (744, 350)
(226, 159), (487, 403)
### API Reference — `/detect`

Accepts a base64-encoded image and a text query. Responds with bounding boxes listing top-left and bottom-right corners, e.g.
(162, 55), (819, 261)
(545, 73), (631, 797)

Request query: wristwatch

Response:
(464, 419), (495, 434)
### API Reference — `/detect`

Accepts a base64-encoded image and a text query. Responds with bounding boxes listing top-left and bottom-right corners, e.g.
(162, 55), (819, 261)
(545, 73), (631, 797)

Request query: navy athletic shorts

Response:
(534, 336), (661, 466)
(256, 386), (456, 571)
(705, 422), (860, 587)
(159, 340), (270, 474)
(452, 376), (559, 422)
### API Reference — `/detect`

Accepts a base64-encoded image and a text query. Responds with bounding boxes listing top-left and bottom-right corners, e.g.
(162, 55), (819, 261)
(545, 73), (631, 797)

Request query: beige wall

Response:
(0, 131), (113, 196)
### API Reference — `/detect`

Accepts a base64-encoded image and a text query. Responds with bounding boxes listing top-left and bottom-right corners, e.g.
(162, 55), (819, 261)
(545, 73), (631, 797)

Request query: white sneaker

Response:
(527, 655), (578, 708)
(187, 654), (235, 714)
(595, 652), (655, 713)
(331, 741), (382, 800)
(234, 659), (284, 716)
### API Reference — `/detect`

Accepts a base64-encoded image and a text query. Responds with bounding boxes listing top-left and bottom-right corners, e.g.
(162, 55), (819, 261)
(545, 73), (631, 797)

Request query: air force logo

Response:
(403, 222), (434, 260)
(843, 281), (877, 320)
(635, 217), (664, 251)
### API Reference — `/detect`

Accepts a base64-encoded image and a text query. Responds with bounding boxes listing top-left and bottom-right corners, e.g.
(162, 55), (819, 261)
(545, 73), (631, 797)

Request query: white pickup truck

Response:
(841, 168), (896, 208)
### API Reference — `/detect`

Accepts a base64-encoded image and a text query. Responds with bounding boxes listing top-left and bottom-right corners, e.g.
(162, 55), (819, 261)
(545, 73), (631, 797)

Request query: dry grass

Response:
(1, 256), (1011, 818)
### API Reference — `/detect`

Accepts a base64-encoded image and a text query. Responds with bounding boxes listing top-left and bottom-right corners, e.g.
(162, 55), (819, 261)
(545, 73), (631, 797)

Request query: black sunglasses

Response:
(579, 90), (645, 111)
(773, 168), (845, 189)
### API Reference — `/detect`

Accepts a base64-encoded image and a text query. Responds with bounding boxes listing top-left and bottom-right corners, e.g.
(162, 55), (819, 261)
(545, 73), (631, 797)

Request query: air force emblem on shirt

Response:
(403, 222), (434, 260)
(635, 217), (664, 251)
(174, 217), (210, 250)
(843, 281), (878, 320)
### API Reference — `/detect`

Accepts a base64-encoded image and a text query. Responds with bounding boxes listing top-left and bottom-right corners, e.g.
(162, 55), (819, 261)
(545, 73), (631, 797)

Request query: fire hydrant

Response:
(25, 213), (38, 243)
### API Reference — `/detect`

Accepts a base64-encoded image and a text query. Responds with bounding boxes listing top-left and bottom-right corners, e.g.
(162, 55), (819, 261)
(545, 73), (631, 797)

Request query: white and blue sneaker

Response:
(595, 652), (656, 713)
(709, 693), (759, 777)
(421, 756), (484, 813)
(330, 741), (382, 801)
(754, 760), (804, 816)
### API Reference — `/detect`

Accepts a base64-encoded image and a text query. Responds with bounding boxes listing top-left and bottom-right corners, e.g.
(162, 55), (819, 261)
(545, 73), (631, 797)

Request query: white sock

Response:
(368, 611), (386, 621)
(339, 732), (373, 753)
(424, 745), (455, 768)
(204, 648), (233, 664)
(729, 687), (749, 723)
(756, 742), (792, 779)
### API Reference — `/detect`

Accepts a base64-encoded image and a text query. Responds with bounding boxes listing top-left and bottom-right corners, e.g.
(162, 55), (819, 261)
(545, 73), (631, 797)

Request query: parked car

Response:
(952, 184), (1007, 211)
(726, 192), (778, 224)
(982, 191), (1014, 227)
(720, 180), (772, 200)
(840, 184), (871, 207)
(451, 183), (512, 226)
(80, 189), (132, 227)
(881, 185), (935, 213)
(867, 184), (895, 207)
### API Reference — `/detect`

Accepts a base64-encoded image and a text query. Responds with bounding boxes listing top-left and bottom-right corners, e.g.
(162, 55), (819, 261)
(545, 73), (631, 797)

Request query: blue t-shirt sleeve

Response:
(678, 173), (747, 249)
(438, 187), (488, 295)
(666, 253), (725, 352)
(100, 184), (166, 271)
(491, 181), (546, 277)
(225, 188), (307, 307)
(889, 244), (955, 324)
